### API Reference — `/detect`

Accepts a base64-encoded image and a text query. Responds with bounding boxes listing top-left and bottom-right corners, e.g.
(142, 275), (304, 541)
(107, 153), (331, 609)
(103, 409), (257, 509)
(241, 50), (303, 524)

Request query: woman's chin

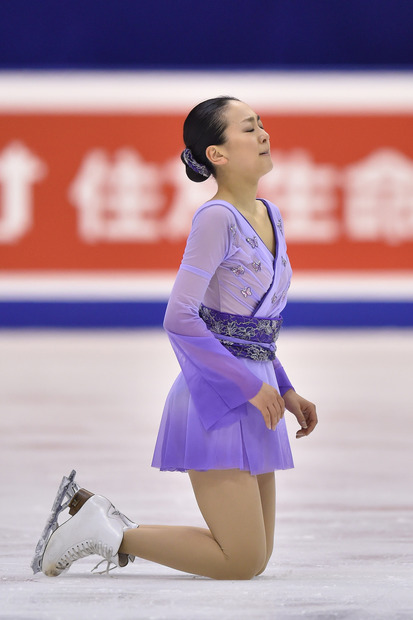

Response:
(259, 157), (273, 177)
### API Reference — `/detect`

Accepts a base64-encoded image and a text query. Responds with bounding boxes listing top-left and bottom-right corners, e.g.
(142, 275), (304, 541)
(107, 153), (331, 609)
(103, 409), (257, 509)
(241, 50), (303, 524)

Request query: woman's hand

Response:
(249, 382), (285, 431)
(282, 390), (318, 438)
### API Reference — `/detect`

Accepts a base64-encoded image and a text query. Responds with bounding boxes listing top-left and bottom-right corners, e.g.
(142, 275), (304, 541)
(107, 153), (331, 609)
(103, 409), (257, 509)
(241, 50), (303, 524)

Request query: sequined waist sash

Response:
(199, 304), (282, 362)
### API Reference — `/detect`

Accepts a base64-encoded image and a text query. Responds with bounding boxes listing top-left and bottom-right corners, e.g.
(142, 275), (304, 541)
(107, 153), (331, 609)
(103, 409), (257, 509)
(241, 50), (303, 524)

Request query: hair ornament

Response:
(182, 148), (210, 178)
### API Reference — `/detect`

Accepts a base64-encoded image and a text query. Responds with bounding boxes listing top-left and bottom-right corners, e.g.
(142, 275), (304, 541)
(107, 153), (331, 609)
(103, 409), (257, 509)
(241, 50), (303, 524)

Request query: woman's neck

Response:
(212, 177), (259, 216)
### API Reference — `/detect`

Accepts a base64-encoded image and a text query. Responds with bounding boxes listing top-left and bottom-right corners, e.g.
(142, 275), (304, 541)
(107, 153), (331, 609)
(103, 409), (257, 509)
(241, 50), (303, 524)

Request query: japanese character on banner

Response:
(0, 141), (47, 243)
(344, 149), (413, 245)
(69, 148), (164, 243)
(259, 149), (340, 242)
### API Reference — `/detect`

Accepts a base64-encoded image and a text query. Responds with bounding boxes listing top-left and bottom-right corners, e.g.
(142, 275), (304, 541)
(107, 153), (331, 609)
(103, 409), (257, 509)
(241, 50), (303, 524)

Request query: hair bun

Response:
(181, 148), (211, 183)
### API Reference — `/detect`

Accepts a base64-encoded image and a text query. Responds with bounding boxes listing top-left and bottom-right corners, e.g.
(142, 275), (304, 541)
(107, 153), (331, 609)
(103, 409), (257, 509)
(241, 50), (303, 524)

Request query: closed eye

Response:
(241, 114), (265, 132)
(245, 124), (264, 133)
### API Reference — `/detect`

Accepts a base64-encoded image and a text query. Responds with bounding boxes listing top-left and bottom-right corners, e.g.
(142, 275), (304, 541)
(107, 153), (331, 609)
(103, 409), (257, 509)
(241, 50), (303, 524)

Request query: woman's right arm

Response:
(164, 204), (263, 431)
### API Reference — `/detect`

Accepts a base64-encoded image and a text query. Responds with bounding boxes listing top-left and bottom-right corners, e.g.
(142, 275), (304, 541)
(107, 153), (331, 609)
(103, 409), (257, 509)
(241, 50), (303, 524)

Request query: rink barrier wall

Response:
(1, 73), (412, 328)
(0, 301), (412, 329)
(1, 272), (412, 328)
(1, 73), (413, 274)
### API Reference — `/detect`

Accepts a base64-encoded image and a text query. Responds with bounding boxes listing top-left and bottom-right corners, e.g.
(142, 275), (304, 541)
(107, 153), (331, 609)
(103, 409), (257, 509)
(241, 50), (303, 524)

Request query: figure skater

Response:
(32, 96), (318, 581)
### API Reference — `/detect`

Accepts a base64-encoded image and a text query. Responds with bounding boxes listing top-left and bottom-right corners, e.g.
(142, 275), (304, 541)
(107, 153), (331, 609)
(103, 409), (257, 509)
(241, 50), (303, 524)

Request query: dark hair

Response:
(181, 96), (240, 183)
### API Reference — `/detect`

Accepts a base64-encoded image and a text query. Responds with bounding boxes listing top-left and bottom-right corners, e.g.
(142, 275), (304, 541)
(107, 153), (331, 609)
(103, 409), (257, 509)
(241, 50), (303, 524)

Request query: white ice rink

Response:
(0, 328), (412, 620)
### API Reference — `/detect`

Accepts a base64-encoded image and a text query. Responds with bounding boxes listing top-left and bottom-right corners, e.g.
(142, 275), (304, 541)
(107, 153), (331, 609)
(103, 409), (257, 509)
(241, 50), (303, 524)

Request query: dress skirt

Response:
(152, 356), (294, 476)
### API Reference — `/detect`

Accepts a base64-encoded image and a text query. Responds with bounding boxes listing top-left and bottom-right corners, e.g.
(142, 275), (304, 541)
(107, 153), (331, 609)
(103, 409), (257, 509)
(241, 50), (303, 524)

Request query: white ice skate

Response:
(31, 470), (138, 576)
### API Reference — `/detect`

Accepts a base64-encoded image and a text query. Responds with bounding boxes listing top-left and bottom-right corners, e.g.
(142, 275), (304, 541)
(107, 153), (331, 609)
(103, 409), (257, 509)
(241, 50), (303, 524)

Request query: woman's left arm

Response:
(282, 389), (318, 438)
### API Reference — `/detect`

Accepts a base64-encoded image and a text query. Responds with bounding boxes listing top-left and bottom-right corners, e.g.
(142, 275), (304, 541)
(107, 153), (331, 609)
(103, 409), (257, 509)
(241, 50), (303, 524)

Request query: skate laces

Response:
(56, 540), (114, 571)
(91, 559), (117, 574)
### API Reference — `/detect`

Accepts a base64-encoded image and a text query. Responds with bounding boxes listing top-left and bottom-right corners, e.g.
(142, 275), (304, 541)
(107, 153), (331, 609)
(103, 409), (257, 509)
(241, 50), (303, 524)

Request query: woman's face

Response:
(212, 100), (273, 181)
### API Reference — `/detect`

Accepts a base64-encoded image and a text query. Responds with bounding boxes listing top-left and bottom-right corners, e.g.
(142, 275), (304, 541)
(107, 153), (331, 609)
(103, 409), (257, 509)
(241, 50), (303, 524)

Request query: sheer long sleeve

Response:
(273, 357), (294, 396)
(163, 205), (263, 430)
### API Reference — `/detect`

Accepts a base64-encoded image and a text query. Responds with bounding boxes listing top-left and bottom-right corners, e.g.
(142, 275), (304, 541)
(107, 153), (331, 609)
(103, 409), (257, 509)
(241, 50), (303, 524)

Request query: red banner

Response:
(1, 113), (412, 271)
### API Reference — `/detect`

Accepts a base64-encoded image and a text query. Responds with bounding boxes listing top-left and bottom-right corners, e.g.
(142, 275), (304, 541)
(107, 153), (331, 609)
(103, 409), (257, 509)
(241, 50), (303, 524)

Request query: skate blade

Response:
(30, 469), (79, 574)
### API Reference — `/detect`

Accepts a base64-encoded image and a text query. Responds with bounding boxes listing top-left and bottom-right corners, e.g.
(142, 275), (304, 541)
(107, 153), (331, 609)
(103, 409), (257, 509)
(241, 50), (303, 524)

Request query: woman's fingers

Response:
(265, 407), (273, 430)
(249, 382), (285, 431)
(296, 403), (318, 437)
(304, 405), (318, 434)
(267, 406), (276, 431)
(267, 394), (285, 430)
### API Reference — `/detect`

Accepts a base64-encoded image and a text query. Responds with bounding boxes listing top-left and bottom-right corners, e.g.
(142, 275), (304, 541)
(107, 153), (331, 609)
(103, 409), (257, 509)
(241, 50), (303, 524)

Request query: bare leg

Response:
(119, 469), (267, 580)
(255, 472), (275, 575)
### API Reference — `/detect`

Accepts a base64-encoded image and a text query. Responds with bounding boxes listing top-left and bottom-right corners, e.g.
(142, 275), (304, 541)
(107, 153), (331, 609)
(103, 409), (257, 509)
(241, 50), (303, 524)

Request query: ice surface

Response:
(0, 329), (412, 619)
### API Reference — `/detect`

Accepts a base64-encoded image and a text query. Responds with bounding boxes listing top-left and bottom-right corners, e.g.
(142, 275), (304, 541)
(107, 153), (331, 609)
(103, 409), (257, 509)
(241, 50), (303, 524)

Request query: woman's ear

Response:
(206, 145), (228, 168)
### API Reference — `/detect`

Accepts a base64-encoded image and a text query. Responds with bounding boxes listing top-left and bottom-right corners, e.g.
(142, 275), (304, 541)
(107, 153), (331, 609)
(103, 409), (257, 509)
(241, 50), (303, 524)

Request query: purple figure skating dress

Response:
(152, 199), (294, 475)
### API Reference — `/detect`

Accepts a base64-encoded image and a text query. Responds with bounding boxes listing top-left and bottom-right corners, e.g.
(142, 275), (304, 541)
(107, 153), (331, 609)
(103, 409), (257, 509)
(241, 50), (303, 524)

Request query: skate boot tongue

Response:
(68, 489), (94, 516)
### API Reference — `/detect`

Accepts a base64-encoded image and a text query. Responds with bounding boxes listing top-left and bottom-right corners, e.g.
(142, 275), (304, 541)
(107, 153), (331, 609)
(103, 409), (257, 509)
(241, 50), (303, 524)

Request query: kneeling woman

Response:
(34, 96), (317, 581)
